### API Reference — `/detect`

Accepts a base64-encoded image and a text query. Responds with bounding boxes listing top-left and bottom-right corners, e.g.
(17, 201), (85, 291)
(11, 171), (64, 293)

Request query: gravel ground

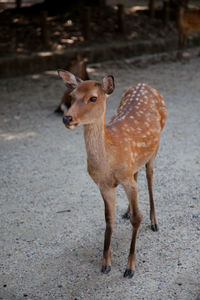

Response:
(0, 49), (200, 300)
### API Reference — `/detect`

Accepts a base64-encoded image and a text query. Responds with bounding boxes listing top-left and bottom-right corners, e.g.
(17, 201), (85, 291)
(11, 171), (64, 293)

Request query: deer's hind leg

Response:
(145, 148), (159, 232)
(122, 172), (138, 219)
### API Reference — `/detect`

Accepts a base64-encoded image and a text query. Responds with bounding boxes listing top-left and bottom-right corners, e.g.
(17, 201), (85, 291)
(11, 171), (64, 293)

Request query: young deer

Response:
(178, 2), (200, 49)
(58, 71), (167, 278)
(55, 55), (89, 114)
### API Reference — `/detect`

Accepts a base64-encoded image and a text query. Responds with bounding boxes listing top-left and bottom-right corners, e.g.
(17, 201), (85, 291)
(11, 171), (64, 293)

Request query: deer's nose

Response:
(63, 115), (73, 125)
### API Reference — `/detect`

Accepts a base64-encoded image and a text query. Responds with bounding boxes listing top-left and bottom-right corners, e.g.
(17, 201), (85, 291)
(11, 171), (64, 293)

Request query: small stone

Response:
(177, 282), (182, 286)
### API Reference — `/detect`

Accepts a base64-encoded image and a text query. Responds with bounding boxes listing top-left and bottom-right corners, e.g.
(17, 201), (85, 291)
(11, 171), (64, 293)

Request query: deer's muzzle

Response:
(63, 115), (73, 126)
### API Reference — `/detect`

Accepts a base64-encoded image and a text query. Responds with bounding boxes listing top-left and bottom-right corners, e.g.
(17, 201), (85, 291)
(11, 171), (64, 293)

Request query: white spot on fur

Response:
(137, 143), (142, 147)
(130, 152), (134, 161)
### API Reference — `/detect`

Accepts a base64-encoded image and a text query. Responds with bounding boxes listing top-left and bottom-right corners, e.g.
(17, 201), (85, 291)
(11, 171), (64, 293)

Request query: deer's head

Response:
(58, 70), (114, 129)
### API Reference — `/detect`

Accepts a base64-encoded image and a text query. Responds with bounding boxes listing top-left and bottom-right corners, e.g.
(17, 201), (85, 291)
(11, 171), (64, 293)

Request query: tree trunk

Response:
(163, 0), (170, 25)
(149, 0), (155, 19)
(16, 0), (22, 10)
(117, 4), (125, 34)
(82, 7), (91, 40)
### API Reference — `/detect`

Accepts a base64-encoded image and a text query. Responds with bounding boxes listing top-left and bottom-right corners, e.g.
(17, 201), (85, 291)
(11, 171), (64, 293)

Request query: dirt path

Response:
(0, 50), (200, 300)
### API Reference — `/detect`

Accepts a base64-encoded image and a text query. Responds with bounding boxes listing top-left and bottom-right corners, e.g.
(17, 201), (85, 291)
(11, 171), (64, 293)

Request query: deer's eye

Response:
(89, 96), (97, 103)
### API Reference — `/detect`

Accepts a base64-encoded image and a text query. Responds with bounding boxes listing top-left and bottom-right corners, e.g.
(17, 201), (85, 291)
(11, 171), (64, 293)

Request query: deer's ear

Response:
(58, 70), (82, 89)
(102, 75), (115, 95)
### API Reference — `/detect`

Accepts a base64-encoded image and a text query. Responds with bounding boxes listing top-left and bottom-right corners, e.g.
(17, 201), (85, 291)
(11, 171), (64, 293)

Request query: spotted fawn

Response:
(58, 70), (167, 278)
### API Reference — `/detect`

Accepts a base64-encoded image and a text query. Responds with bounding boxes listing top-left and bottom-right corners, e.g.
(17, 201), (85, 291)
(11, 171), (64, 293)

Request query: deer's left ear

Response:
(102, 75), (115, 95)
(58, 69), (83, 90)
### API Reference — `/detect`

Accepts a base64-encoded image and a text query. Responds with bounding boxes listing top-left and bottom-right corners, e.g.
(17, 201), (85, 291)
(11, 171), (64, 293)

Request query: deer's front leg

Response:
(100, 186), (116, 274)
(122, 179), (142, 278)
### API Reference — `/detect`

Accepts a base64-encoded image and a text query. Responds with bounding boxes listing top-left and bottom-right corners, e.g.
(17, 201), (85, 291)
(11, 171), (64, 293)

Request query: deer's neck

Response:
(83, 115), (109, 168)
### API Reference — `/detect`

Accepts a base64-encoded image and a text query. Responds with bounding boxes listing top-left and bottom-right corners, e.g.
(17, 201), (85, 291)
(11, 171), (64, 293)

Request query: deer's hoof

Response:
(101, 265), (111, 274)
(151, 224), (159, 232)
(122, 212), (130, 219)
(124, 269), (135, 278)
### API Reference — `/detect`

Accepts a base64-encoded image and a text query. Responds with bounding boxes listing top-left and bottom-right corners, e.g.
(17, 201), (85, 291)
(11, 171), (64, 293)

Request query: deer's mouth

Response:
(67, 123), (79, 129)
(63, 115), (80, 129)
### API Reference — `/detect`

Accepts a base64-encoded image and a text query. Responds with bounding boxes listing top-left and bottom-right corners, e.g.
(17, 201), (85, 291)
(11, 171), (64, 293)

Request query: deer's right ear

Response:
(58, 70), (82, 90)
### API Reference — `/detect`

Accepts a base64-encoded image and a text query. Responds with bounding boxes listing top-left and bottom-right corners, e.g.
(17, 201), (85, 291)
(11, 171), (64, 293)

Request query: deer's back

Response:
(108, 83), (166, 130)
(107, 83), (166, 174)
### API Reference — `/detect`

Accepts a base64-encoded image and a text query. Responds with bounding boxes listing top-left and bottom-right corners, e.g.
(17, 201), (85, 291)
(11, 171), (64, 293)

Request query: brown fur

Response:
(178, 5), (200, 49)
(59, 72), (167, 278)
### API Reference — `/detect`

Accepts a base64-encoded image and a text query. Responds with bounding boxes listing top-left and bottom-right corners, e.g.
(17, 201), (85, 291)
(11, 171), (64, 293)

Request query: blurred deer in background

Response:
(58, 70), (167, 278)
(178, 0), (200, 49)
(55, 55), (89, 114)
